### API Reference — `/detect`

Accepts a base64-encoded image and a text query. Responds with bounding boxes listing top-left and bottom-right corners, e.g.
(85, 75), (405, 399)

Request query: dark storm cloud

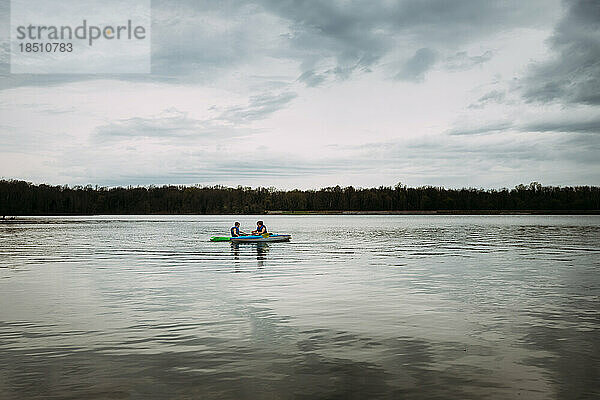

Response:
(523, 0), (600, 105)
(0, 0), (554, 90)
(253, 0), (551, 84)
(253, 0), (392, 80)
(149, 1), (265, 78)
(395, 48), (437, 82)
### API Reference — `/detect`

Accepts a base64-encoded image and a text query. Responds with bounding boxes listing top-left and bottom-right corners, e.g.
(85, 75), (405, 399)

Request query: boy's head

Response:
(257, 220), (263, 226)
(234, 222), (240, 227)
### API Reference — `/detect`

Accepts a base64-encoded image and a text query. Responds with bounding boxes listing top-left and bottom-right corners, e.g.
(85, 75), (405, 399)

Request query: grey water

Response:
(0, 215), (599, 400)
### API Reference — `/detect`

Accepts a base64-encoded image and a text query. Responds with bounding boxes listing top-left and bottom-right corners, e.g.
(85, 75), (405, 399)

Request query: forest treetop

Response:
(1, 180), (598, 215)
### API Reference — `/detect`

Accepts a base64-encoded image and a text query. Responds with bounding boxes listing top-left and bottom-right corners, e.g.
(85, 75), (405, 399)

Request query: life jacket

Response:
(231, 226), (240, 236)
(256, 225), (267, 234)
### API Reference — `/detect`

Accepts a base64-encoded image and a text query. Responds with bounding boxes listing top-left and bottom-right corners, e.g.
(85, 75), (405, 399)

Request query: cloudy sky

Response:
(1, 0), (599, 189)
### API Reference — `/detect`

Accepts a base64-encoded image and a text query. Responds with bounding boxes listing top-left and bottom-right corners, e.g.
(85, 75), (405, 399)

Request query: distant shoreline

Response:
(1, 210), (599, 222)
(3, 180), (599, 215)
(266, 210), (600, 215)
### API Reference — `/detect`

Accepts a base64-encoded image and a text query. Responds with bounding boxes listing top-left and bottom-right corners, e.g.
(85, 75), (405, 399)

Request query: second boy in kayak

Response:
(252, 221), (268, 235)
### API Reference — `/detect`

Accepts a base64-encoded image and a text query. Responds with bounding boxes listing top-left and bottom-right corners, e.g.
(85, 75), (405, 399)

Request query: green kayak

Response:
(210, 236), (232, 242)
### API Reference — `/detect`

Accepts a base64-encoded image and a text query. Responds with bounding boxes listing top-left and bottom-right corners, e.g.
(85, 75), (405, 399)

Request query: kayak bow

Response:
(209, 236), (232, 242)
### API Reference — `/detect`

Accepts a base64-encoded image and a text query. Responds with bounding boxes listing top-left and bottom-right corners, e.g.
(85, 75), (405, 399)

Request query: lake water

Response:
(0, 215), (599, 399)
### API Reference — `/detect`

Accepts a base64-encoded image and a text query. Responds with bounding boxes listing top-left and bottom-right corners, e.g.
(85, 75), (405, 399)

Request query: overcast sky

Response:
(1, 0), (599, 189)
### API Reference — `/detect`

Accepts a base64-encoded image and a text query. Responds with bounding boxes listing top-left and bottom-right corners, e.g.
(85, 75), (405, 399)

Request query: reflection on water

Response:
(230, 243), (269, 269)
(256, 243), (268, 269)
(0, 215), (599, 399)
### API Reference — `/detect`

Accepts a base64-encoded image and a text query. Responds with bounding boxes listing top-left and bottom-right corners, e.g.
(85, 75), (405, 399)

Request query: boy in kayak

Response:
(230, 222), (247, 237)
(252, 221), (268, 235)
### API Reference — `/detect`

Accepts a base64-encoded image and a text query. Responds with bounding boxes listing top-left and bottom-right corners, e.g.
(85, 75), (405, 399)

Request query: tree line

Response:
(1, 180), (599, 215)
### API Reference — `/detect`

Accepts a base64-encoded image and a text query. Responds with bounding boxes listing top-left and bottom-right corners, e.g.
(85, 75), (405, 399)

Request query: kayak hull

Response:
(230, 234), (291, 243)
(210, 234), (292, 243)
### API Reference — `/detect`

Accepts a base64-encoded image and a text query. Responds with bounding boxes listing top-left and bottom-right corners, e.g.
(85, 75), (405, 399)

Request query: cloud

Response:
(384, 129), (600, 167)
(94, 91), (296, 141)
(523, 0), (600, 105)
(297, 70), (327, 87)
(395, 48), (437, 82)
(255, 0), (553, 85)
(448, 114), (600, 136)
(523, 117), (600, 133)
(52, 142), (365, 187)
(316, 128), (600, 187)
(0, 0), (557, 90)
(11, 110), (600, 189)
(445, 50), (494, 71)
(95, 109), (219, 139)
(217, 91), (297, 124)
(93, 110), (254, 142)
(447, 121), (514, 136)
(468, 90), (507, 109)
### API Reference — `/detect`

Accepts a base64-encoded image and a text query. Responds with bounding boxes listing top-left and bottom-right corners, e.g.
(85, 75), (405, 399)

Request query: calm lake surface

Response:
(1, 215), (599, 399)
